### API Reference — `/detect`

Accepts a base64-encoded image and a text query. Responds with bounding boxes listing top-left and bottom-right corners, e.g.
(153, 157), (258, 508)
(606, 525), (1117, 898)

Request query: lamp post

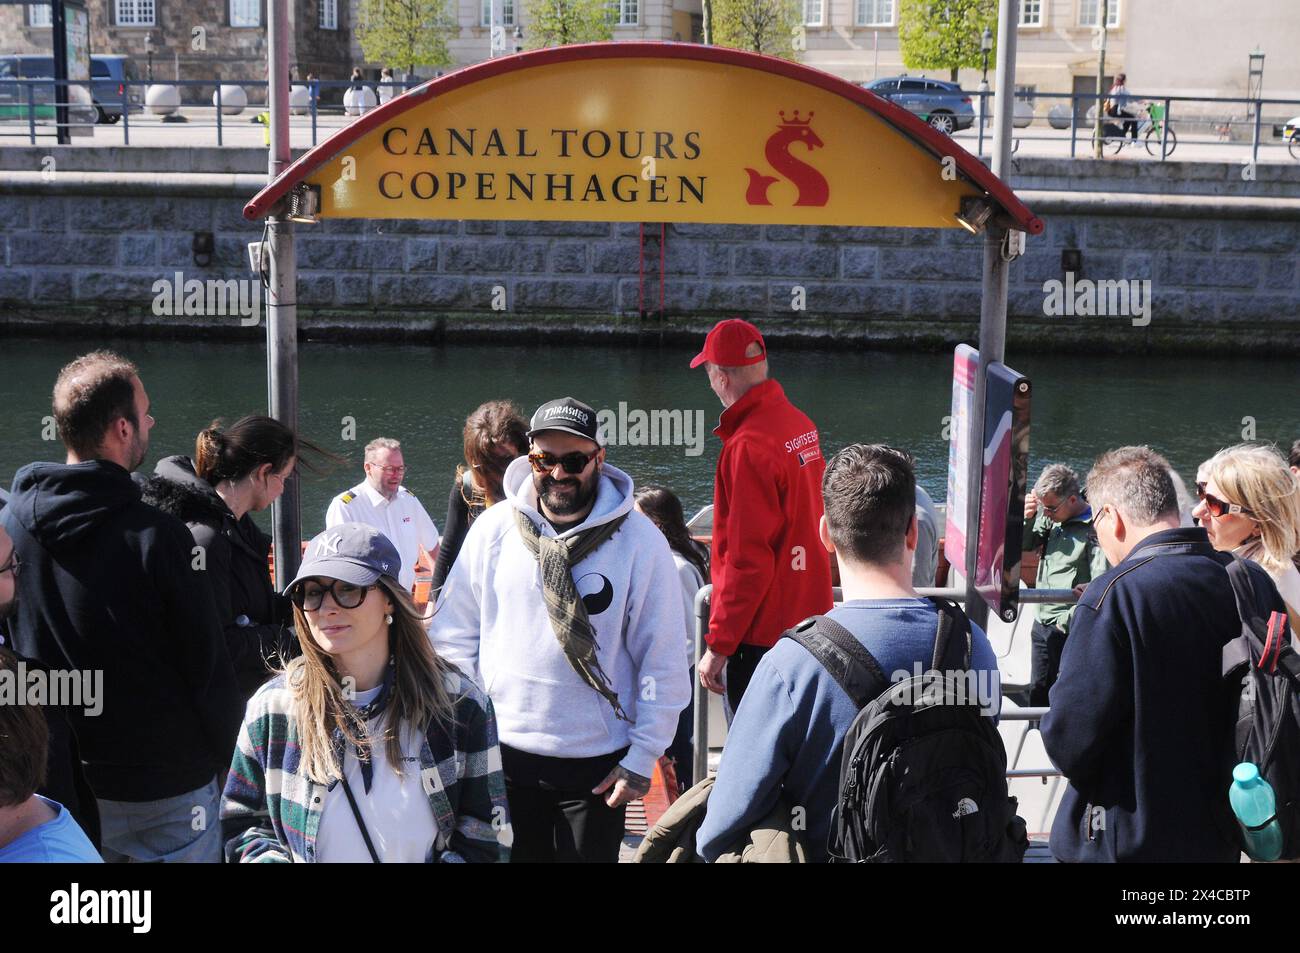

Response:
(1092, 0), (1109, 159)
(978, 25), (992, 138)
(145, 30), (154, 84)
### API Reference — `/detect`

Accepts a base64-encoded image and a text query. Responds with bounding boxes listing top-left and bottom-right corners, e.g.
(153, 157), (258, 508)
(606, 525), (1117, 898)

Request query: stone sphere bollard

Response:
(213, 84), (247, 115)
(1047, 104), (1072, 130)
(145, 84), (181, 116)
(343, 85), (377, 116)
(290, 84), (311, 115)
(1012, 100), (1034, 128)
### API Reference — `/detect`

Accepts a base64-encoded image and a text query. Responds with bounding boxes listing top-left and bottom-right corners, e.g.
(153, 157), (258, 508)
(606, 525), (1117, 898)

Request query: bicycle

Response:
(1285, 118), (1300, 160)
(1101, 101), (1177, 158)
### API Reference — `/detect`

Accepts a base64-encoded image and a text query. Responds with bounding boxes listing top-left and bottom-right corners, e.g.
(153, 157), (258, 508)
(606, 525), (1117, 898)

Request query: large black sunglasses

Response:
(290, 579), (374, 611)
(528, 450), (599, 476)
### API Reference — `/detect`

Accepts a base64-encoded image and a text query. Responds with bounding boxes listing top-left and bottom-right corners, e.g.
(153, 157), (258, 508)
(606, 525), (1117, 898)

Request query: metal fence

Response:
(0, 77), (414, 147)
(3, 79), (1299, 163)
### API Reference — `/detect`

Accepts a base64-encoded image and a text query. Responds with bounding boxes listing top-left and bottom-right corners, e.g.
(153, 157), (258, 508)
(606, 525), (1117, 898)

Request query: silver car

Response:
(864, 76), (977, 135)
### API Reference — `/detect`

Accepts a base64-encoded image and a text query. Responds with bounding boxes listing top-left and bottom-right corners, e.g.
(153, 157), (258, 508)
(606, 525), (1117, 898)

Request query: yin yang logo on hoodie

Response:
(577, 572), (614, 616)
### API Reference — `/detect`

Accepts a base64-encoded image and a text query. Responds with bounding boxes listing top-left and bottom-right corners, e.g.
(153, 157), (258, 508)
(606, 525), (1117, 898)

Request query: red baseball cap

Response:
(689, 318), (767, 369)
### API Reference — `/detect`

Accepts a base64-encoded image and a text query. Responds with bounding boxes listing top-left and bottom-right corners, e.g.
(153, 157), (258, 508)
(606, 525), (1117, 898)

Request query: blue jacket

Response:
(1042, 527), (1282, 863)
(697, 598), (999, 862)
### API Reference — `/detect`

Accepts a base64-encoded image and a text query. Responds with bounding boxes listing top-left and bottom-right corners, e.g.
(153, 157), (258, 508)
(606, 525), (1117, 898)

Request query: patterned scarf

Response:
(330, 657), (395, 794)
(514, 507), (631, 722)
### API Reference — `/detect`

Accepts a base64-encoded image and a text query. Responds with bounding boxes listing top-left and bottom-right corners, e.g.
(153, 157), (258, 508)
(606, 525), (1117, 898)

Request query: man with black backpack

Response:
(1042, 446), (1288, 863)
(696, 444), (1009, 862)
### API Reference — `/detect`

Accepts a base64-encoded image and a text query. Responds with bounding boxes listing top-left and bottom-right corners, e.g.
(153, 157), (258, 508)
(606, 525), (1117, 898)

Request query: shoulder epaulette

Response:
(341, 491), (356, 504)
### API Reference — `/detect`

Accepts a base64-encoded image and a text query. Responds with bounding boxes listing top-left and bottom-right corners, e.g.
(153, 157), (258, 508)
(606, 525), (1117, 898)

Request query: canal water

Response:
(2, 335), (1297, 538)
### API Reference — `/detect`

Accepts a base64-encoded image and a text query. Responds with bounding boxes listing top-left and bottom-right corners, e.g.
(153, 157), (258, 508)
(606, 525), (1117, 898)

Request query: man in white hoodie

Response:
(431, 397), (690, 863)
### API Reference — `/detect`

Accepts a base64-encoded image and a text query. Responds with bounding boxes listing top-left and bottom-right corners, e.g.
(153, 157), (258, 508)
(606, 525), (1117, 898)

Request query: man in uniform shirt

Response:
(326, 437), (439, 592)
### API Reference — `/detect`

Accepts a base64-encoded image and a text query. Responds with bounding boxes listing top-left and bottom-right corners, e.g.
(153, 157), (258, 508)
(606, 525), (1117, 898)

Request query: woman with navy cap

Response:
(221, 522), (510, 862)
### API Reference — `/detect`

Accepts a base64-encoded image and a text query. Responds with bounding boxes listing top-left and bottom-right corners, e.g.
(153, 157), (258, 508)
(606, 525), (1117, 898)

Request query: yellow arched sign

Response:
(246, 43), (1041, 233)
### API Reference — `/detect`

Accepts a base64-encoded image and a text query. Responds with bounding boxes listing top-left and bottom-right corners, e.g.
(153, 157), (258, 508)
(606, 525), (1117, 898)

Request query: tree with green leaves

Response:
(898, 0), (997, 82)
(711, 0), (802, 59)
(523, 0), (615, 47)
(357, 0), (456, 79)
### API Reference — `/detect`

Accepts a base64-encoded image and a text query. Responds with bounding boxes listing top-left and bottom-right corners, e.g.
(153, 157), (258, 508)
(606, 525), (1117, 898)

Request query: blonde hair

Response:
(287, 578), (458, 784)
(1202, 443), (1300, 576)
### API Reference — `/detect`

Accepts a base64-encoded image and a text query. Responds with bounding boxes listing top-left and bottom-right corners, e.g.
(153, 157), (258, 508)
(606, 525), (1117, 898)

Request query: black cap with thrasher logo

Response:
(527, 397), (605, 447)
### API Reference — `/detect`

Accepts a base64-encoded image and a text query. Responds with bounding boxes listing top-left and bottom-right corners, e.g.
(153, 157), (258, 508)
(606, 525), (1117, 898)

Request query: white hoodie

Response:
(430, 458), (691, 779)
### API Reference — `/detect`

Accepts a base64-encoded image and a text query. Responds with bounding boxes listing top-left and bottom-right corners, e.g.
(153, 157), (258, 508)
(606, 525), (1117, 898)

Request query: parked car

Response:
(0, 54), (99, 125)
(91, 54), (144, 123)
(863, 75), (976, 135)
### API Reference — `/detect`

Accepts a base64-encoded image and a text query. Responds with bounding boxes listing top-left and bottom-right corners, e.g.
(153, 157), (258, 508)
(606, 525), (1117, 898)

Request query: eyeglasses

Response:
(0, 551), (20, 579)
(367, 464), (407, 475)
(1041, 499), (1063, 514)
(1196, 484), (1254, 519)
(290, 579), (374, 611)
(528, 450), (598, 476)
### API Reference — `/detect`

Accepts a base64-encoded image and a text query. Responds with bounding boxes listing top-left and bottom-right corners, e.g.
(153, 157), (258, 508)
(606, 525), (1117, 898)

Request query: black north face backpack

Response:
(1222, 555), (1300, 859)
(786, 599), (1027, 863)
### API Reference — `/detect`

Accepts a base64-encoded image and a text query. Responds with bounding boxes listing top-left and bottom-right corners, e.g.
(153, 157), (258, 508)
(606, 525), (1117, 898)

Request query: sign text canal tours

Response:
(299, 57), (982, 227)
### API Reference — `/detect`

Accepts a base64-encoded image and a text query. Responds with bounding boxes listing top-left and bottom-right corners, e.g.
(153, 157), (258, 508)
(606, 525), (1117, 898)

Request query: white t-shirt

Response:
(315, 685), (438, 863)
(325, 481), (440, 590)
(1267, 561), (1300, 646)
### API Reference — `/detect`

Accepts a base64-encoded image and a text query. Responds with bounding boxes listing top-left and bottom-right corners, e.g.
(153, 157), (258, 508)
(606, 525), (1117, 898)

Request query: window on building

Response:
(1019, 0), (1042, 26)
(320, 0), (338, 30)
(1078, 0), (1119, 28)
(115, 0), (155, 26)
(617, 0), (638, 25)
(804, 0), (823, 25)
(856, 0), (894, 27)
(29, 4), (53, 27)
(480, 0), (516, 26)
(230, 0), (259, 27)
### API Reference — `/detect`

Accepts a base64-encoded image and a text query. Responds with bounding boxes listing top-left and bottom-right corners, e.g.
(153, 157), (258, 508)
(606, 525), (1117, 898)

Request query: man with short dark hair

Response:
(2, 351), (242, 863)
(692, 319), (832, 716)
(1022, 463), (1108, 705)
(433, 397), (689, 863)
(1042, 445), (1284, 862)
(697, 444), (999, 862)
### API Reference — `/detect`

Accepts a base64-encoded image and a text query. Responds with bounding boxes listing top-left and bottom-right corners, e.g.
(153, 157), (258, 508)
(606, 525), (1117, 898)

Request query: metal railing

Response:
(691, 583), (1073, 784)
(962, 89), (1300, 163)
(0, 77), (417, 147)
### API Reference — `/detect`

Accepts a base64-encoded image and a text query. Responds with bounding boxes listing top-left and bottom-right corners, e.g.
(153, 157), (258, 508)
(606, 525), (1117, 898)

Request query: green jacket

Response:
(1022, 507), (1109, 631)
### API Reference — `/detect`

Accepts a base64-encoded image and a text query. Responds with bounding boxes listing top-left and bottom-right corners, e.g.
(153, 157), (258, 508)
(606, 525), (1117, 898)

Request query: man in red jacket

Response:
(692, 319), (833, 716)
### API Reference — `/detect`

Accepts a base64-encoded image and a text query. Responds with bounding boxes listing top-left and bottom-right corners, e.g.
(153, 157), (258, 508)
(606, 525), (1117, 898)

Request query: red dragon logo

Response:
(744, 110), (829, 207)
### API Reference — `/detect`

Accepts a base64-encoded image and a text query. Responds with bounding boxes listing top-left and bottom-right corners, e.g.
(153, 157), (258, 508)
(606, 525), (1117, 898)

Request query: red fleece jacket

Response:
(707, 379), (833, 656)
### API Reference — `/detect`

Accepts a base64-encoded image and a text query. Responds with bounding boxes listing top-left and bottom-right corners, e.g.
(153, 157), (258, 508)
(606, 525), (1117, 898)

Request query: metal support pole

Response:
(26, 82), (37, 144)
(266, 0), (301, 590)
(216, 84), (223, 146)
(51, 0), (69, 145)
(692, 586), (711, 787)
(1252, 101), (1262, 165)
(1092, 0), (1108, 159)
(964, 0), (1017, 633)
(977, 82), (988, 156)
(121, 79), (129, 145)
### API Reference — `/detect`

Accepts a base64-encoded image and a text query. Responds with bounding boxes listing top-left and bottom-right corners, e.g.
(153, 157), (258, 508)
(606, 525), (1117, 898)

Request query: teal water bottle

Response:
(1228, 763), (1284, 862)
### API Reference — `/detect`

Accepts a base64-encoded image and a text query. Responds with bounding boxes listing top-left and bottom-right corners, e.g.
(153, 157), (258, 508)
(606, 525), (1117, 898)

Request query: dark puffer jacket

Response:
(139, 456), (297, 700)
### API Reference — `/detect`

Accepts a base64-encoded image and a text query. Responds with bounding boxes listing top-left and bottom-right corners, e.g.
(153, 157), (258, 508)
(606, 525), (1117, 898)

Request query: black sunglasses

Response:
(528, 450), (599, 476)
(1195, 483), (1253, 519)
(291, 579), (374, 611)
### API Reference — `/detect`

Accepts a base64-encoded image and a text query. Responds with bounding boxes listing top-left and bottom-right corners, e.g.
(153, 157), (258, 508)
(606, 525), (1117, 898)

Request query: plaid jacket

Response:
(221, 667), (511, 863)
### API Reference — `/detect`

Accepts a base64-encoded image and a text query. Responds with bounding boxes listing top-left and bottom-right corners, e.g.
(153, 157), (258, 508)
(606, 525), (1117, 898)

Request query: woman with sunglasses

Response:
(141, 416), (330, 698)
(1194, 443), (1300, 642)
(430, 400), (528, 599)
(222, 522), (510, 863)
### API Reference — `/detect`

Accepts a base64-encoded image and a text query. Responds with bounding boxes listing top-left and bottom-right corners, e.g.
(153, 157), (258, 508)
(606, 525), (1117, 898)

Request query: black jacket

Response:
(2, 460), (243, 802)
(139, 456), (296, 699)
(1042, 527), (1283, 863)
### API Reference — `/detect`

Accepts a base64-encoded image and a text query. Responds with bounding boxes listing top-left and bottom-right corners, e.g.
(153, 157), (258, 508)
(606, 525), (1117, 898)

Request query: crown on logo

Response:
(778, 110), (814, 126)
